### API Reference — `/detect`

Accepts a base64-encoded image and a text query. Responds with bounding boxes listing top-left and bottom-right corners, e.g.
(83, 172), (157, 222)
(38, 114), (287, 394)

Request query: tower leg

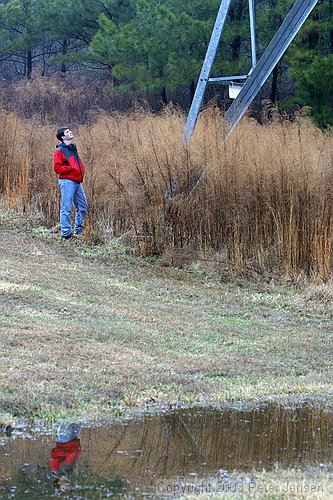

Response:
(182, 0), (232, 144)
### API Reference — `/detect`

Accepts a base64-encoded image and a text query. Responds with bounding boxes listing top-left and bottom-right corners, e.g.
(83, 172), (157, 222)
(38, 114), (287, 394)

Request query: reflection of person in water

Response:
(50, 423), (81, 493)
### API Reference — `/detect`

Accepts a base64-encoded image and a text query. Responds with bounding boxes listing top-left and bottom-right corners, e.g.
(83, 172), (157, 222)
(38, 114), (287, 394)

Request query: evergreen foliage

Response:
(0, 0), (331, 126)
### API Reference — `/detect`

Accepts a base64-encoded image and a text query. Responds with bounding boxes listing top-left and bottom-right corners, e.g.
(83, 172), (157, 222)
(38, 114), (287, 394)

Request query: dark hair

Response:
(56, 127), (69, 142)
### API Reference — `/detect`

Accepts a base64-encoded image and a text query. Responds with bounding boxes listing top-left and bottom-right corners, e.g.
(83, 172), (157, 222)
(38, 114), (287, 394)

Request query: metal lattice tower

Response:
(183, 0), (319, 144)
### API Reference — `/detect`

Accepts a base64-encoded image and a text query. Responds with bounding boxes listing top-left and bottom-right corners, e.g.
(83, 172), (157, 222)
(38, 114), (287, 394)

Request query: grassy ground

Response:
(0, 209), (332, 426)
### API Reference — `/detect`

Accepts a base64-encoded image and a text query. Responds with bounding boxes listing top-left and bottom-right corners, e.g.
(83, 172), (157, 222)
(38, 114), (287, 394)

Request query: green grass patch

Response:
(0, 215), (333, 424)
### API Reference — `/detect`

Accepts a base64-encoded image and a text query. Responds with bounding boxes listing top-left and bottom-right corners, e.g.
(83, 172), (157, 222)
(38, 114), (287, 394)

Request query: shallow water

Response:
(0, 402), (332, 498)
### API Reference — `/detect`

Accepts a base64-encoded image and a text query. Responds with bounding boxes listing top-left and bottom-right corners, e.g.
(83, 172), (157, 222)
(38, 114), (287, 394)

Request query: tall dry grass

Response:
(0, 75), (159, 124)
(0, 106), (332, 280)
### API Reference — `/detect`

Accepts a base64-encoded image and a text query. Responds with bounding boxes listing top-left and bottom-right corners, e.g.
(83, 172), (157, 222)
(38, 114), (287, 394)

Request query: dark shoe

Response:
(61, 233), (72, 240)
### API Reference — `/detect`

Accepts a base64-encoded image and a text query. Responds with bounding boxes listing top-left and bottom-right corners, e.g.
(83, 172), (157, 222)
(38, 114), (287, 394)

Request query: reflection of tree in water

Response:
(149, 413), (210, 477)
(84, 404), (333, 481)
(177, 406), (333, 471)
(84, 413), (212, 481)
(1, 404), (333, 495)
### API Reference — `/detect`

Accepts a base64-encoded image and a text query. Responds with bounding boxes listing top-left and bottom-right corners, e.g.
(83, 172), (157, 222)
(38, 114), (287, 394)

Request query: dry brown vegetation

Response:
(0, 104), (332, 280)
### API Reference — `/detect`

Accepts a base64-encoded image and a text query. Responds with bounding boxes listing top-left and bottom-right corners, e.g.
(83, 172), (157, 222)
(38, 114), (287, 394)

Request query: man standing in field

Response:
(54, 127), (88, 239)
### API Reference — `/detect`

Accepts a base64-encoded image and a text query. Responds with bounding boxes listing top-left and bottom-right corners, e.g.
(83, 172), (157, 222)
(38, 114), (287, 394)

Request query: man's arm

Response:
(54, 150), (72, 176)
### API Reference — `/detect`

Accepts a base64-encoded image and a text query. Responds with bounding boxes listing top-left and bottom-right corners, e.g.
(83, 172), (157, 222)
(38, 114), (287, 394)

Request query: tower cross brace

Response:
(183, 0), (319, 144)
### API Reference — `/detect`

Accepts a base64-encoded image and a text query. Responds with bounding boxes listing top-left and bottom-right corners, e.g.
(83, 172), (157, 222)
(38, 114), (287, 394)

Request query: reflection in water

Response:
(83, 403), (333, 480)
(50, 423), (81, 493)
(0, 403), (332, 497)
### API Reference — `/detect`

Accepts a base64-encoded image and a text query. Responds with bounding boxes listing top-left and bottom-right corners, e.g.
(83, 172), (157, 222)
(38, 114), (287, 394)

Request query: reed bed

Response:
(0, 107), (332, 280)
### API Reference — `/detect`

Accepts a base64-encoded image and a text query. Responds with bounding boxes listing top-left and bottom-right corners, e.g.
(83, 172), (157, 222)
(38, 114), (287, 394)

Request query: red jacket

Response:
(50, 439), (81, 474)
(54, 143), (85, 183)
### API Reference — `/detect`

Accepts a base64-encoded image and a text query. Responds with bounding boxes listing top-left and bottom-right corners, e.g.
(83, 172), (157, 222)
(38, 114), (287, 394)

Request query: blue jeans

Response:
(58, 179), (88, 237)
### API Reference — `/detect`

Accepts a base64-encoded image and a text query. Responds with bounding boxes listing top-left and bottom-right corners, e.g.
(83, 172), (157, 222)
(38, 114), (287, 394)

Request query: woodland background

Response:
(0, 0), (332, 126)
(0, 0), (332, 281)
